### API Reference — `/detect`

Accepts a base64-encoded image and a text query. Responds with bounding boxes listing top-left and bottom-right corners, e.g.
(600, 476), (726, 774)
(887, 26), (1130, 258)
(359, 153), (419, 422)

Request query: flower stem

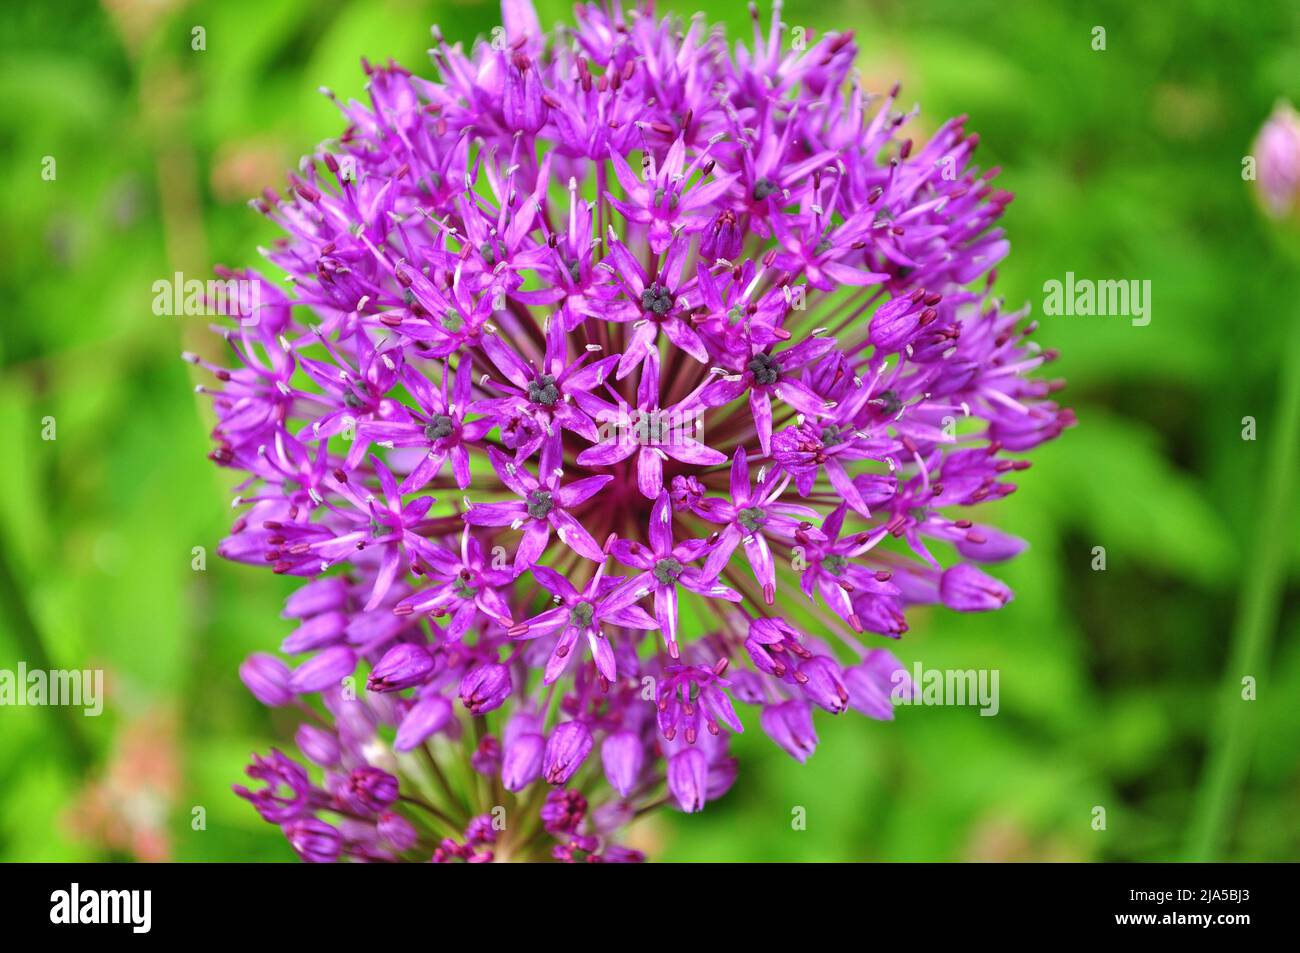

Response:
(1185, 314), (1300, 860)
(0, 543), (92, 770)
(399, 794), (461, 839)
(420, 743), (471, 825)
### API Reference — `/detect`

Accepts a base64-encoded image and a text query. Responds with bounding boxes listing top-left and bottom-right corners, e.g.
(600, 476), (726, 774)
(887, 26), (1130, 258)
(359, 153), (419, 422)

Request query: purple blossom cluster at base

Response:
(204, 0), (1072, 862)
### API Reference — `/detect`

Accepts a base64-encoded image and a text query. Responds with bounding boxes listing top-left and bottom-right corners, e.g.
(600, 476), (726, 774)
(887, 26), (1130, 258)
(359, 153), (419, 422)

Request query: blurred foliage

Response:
(1, 0), (1298, 862)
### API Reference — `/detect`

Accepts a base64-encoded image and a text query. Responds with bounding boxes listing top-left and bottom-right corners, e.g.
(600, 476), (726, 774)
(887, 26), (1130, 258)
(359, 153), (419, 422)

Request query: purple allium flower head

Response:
(206, 0), (1070, 861)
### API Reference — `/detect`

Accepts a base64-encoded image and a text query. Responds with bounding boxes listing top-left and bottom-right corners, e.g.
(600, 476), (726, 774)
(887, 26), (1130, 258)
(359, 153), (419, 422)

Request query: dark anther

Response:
(528, 374), (560, 406)
(748, 352), (780, 386)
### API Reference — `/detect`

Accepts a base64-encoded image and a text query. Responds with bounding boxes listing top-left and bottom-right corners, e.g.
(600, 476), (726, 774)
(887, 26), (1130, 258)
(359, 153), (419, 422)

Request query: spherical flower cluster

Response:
(202, 0), (1072, 862)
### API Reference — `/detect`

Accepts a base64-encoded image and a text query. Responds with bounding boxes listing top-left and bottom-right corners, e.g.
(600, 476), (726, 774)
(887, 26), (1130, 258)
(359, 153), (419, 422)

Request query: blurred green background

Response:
(2, 0), (1298, 862)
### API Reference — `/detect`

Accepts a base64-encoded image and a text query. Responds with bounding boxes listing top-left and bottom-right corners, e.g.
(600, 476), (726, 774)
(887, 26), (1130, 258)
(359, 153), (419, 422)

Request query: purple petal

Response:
(601, 731), (645, 797)
(637, 446), (664, 499)
(939, 564), (1012, 611)
(289, 646), (356, 695)
(464, 500), (528, 526)
(543, 721), (593, 785)
(648, 490), (674, 553)
(666, 748), (709, 812)
(394, 695), (454, 751)
(554, 474), (613, 508)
